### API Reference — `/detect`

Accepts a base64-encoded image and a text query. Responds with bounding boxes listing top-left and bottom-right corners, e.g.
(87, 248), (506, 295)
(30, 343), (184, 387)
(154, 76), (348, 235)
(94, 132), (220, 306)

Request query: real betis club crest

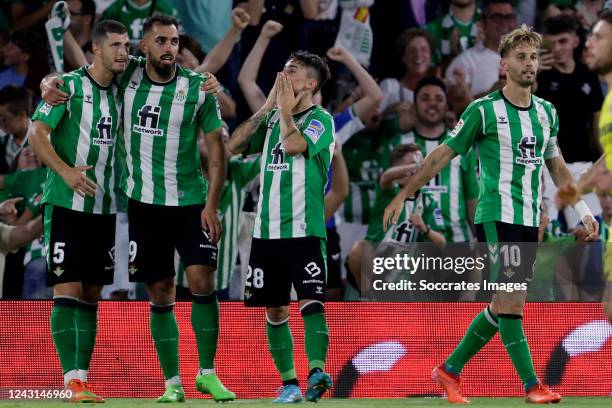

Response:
(53, 266), (64, 277)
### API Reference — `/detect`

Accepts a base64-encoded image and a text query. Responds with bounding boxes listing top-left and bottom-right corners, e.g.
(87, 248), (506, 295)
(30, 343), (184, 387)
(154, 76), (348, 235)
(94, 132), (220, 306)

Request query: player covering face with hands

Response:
(229, 51), (335, 403)
(383, 25), (597, 404)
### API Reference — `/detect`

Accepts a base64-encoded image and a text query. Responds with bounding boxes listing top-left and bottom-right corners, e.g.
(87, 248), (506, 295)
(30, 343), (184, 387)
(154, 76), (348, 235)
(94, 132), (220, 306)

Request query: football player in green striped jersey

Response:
(29, 20), (129, 403)
(384, 24), (598, 404)
(230, 51), (334, 403)
(40, 14), (231, 403)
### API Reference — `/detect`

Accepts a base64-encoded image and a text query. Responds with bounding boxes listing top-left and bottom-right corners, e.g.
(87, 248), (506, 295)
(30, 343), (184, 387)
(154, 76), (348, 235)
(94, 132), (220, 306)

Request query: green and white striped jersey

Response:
(117, 57), (222, 206)
(175, 156), (260, 290)
(341, 120), (398, 224)
(246, 105), (335, 239)
(1, 167), (47, 264)
(382, 188), (445, 243)
(445, 90), (560, 227)
(391, 129), (479, 242)
(32, 67), (121, 214)
(426, 10), (481, 63)
(216, 156), (260, 289)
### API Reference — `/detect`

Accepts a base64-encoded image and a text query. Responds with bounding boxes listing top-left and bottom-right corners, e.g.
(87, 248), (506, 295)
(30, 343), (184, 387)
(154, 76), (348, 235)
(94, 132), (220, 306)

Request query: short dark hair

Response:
(482, 0), (514, 16)
(75, 0), (96, 22)
(179, 34), (205, 62)
(396, 28), (434, 57)
(143, 14), (180, 35)
(0, 86), (31, 116)
(10, 30), (37, 56)
(542, 15), (577, 36)
(92, 20), (127, 44)
(390, 143), (421, 166)
(414, 77), (446, 100)
(287, 50), (331, 95)
(599, 9), (612, 25)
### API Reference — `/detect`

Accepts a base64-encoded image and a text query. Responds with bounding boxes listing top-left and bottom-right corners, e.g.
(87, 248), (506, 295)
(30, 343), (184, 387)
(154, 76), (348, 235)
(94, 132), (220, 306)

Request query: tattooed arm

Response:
(228, 109), (270, 154)
(229, 75), (279, 154)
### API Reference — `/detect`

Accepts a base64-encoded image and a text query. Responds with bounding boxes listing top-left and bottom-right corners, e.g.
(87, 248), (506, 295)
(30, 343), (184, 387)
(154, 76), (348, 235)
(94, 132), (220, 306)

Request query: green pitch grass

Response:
(1, 398), (610, 407)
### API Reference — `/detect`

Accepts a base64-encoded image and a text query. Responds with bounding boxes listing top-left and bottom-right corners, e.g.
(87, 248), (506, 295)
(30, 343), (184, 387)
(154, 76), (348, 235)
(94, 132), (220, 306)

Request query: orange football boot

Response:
(432, 364), (470, 404)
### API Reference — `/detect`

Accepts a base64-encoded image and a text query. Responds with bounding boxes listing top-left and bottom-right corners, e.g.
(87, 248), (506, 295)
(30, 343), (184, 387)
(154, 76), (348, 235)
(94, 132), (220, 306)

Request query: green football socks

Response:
(498, 315), (538, 391)
(150, 303), (180, 381)
(266, 318), (297, 382)
(302, 305), (329, 372)
(445, 306), (499, 375)
(75, 301), (98, 379)
(50, 297), (78, 377)
(191, 292), (219, 371)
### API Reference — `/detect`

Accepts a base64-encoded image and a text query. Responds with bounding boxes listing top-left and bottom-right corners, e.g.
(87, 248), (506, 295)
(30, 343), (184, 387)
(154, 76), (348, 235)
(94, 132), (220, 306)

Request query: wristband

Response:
(423, 226), (431, 235)
(574, 200), (593, 222)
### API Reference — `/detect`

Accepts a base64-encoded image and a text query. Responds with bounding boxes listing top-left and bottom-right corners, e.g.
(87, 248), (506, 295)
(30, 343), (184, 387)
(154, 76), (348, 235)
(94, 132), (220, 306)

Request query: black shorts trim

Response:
(245, 237), (327, 307)
(127, 199), (217, 283)
(44, 204), (116, 287)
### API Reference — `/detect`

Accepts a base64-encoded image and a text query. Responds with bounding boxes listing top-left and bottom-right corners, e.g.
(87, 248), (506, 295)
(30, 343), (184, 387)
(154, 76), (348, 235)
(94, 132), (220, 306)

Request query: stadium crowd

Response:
(0, 0), (608, 304)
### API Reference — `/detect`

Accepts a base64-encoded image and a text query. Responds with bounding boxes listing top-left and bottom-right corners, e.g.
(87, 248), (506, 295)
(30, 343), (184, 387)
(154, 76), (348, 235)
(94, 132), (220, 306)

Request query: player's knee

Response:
(266, 306), (289, 323)
(491, 300), (524, 316)
(185, 265), (215, 294)
(300, 300), (325, 317)
(147, 277), (176, 304)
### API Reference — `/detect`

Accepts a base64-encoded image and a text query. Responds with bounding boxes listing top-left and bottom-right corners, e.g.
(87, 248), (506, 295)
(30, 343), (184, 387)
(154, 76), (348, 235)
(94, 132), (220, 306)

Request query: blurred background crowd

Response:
(0, 0), (609, 302)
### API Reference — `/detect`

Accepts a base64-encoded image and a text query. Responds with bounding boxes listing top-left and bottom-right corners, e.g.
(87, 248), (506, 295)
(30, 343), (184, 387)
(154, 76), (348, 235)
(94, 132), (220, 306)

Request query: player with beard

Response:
(41, 14), (232, 402)
(384, 25), (598, 403)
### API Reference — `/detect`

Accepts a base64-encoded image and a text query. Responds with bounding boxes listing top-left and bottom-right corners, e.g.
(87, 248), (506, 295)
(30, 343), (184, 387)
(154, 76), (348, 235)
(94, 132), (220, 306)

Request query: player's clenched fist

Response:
(326, 46), (352, 63)
(231, 7), (250, 30)
(261, 20), (283, 38)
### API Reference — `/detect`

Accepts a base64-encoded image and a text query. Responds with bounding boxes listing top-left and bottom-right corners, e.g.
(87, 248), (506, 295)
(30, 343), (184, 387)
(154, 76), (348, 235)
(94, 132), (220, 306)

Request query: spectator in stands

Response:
(379, 28), (437, 113)
(536, 15), (603, 166)
(0, 86), (32, 172)
(426, 0), (481, 67)
(67, 0), (97, 64)
(445, 0), (517, 98)
(177, 8), (252, 121)
(9, 0), (59, 32)
(100, 0), (177, 49)
(0, 31), (36, 92)
(0, 147), (47, 299)
(175, 1), (261, 54)
(0, 197), (43, 299)
(298, 0), (339, 59)
(370, 0), (440, 80)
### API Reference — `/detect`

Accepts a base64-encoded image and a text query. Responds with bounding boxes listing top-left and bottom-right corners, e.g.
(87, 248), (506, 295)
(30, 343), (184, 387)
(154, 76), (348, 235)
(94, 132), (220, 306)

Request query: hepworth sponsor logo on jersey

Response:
(267, 142), (289, 171)
(303, 119), (325, 143)
(133, 105), (164, 136)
